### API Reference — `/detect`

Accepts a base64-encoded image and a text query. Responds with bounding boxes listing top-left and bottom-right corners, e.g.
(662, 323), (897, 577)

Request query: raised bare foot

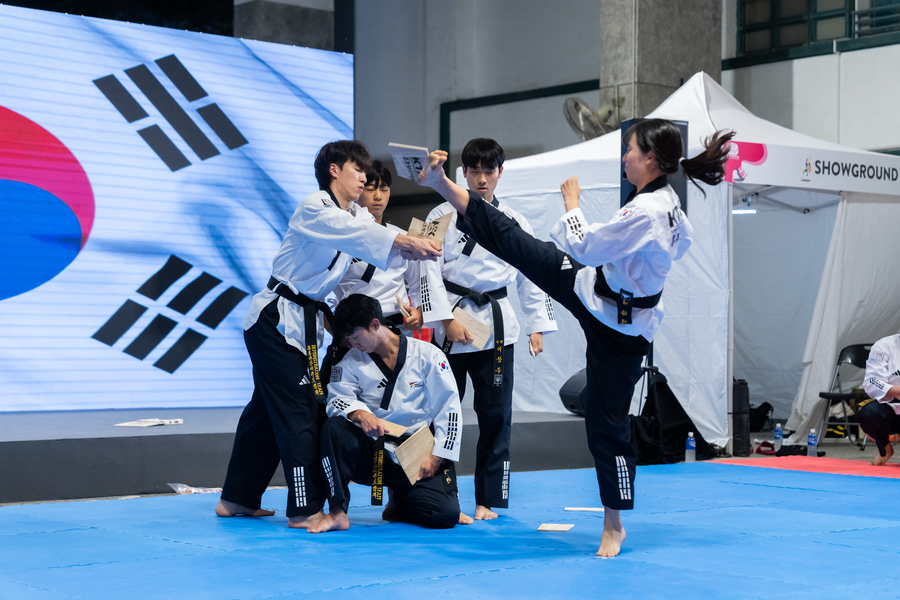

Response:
(288, 511), (325, 529)
(596, 507), (626, 558)
(870, 442), (895, 466)
(215, 499), (275, 518)
(458, 512), (474, 525)
(474, 504), (497, 520)
(307, 511), (350, 533)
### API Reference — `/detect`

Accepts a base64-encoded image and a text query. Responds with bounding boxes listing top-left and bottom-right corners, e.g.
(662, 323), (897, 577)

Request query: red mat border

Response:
(716, 456), (900, 479)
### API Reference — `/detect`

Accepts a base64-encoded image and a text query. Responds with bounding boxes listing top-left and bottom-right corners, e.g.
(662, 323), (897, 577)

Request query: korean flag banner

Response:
(0, 5), (354, 411)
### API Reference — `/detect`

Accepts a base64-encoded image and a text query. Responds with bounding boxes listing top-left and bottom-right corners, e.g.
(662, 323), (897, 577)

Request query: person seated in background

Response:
(309, 293), (468, 533)
(859, 333), (900, 466)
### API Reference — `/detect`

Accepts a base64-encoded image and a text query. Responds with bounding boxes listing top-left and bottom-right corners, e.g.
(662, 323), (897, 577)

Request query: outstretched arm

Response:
(394, 234), (442, 261)
(417, 151), (471, 215)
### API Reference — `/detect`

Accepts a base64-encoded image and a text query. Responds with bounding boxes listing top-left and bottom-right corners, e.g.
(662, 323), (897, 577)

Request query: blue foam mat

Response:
(2, 463), (899, 599)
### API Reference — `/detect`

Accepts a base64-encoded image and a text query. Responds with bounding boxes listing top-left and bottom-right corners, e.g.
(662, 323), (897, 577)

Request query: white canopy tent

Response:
(460, 72), (900, 448)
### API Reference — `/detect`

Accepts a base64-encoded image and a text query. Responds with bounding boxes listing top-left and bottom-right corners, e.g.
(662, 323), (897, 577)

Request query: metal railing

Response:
(853, 3), (900, 38)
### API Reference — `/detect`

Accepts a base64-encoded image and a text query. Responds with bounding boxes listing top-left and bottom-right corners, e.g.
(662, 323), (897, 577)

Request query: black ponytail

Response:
(681, 129), (736, 193)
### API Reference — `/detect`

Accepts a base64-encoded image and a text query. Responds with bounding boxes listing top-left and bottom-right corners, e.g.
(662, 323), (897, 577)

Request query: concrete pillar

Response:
(600, 0), (722, 119)
(234, 0), (335, 49)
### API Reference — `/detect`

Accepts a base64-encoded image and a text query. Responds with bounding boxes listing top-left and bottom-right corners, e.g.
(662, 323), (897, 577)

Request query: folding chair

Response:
(818, 343), (872, 444)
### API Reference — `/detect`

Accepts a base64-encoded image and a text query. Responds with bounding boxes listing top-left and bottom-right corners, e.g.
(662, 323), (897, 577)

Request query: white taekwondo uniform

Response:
(864, 335), (900, 412)
(320, 335), (463, 529)
(330, 222), (420, 333)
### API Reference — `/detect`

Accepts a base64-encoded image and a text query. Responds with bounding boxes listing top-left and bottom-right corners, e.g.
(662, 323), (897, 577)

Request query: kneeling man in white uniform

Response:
(309, 293), (465, 532)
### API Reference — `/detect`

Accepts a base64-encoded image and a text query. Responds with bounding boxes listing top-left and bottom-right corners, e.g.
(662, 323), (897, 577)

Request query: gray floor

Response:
(0, 406), (582, 442)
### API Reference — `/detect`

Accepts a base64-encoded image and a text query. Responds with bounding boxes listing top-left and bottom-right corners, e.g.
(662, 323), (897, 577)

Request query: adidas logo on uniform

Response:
(299, 374), (311, 385)
(560, 256), (572, 271)
(377, 378), (388, 389)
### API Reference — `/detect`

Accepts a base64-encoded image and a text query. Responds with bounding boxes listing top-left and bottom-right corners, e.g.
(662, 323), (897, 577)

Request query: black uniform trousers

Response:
(858, 401), (900, 456)
(449, 347), (514, 509)
(456, 195), (649, 510)
(320, 416), (460, 529)
(221, 300), (326, 518)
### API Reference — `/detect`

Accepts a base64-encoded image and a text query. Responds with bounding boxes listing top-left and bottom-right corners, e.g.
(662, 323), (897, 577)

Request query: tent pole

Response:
(726, 183), (735, 454)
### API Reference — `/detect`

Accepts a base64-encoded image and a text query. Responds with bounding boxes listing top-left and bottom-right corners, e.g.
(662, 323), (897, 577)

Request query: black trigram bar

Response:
(92, 300), (148, 346)
(137, 255), (193, 300)
(197, 104), (248, 150)
(196, 286), (249, 329)
(167, 272), (222, 314)
(155, 55), (208, 102)
(124, 314), (177, 360)
(93, 75), (148, 123)
(137, 125), (191, 172)
(125, 64), (220, 161)
(154, 328), (207, 374)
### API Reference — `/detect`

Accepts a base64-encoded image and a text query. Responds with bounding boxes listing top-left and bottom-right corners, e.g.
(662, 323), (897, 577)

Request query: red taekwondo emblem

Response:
(0, 106), (95, 301)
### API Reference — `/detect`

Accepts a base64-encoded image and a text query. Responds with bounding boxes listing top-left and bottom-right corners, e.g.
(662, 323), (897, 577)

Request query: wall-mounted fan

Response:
(563, 91), (623, 141)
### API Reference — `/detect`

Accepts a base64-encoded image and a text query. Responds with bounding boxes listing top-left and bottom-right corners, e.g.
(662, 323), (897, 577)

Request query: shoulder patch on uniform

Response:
(438, 360), (451, 374)
(330, 366), (342, 382)
(321, 195), (334, 207)
(873, 350), (887, 362)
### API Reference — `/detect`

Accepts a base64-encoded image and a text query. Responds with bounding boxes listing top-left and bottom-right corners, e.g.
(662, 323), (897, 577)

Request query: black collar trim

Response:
(625, 175), (668, 204)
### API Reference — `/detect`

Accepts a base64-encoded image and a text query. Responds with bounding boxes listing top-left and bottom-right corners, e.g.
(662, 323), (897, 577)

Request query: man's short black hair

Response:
(461, 138), (505, 170)
(333, 294), (384, 338)
(365, 160), (393, 189)
(313, 140), (372, 190)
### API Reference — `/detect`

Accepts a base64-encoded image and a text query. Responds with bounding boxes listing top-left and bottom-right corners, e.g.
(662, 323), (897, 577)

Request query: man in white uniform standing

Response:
(216, 141), (441, 529)
(414, 138), (557, 521)
(860, 334), (900, 465)
(310, 294), (463, 532)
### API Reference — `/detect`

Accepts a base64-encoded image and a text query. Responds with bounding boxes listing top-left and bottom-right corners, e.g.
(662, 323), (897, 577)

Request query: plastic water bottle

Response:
(807, 428), (818, 457)
(774, 423), (783, 452)
(685, 432), (696, 463)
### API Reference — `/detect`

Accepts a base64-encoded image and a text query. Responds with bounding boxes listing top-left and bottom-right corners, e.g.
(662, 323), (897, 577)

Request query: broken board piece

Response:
(451, 307), (491, 350)
(389, 142), (429, 180)
(394, 293), (411, 318)
(115, 418), (183, 427)
(537, 523), (575, 532)
(407, 212), (452, 245)
(393, 425), (435, 485)
(564, 507), (605, 512)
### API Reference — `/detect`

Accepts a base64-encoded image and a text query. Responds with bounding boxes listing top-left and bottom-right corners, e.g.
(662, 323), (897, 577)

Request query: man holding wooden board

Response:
(413, 138), (558, 521)
(309, 293), (466, 532)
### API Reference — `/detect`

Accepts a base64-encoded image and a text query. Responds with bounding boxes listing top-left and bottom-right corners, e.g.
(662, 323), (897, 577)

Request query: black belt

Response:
(371, 437), (385, 505)
(267, 276), (333, 402)
(593, 267), (662, 325)
(442, 279), (508, 387)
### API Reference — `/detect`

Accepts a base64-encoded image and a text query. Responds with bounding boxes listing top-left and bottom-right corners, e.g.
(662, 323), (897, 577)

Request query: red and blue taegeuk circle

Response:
(1, 106), (95, 301)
